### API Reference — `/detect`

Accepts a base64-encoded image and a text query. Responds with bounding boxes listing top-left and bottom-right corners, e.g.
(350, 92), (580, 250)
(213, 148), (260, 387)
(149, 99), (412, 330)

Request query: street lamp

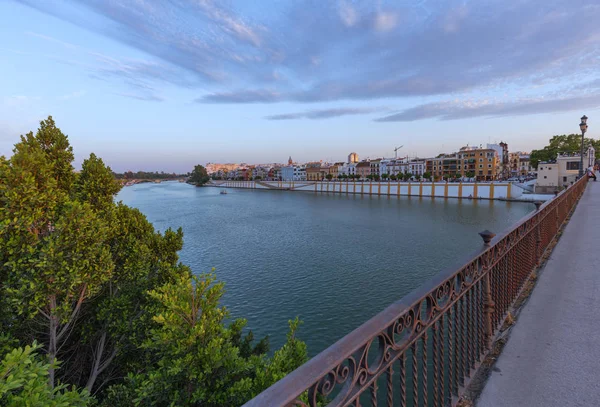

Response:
(579, 115), (588, 177)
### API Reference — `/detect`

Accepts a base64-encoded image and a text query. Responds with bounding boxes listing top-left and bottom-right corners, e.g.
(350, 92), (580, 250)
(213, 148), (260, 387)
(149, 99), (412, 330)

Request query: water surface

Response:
(117, 182), (532, 355)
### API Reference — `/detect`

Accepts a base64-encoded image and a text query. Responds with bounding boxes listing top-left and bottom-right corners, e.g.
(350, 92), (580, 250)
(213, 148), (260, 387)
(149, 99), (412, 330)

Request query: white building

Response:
(382, 160), (407, 176)
(407, 160), (426, 176)
(536, 146), (595, 193)
(340, 163), (357, 176)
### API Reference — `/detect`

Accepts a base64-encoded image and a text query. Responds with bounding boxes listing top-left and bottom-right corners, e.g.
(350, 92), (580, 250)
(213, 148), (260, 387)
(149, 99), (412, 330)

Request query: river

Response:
(117, 181), (532, 356)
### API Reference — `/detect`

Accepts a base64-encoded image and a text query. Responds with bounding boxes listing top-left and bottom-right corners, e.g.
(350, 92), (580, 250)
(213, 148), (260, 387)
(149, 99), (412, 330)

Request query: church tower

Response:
(288, 156), (293, 165)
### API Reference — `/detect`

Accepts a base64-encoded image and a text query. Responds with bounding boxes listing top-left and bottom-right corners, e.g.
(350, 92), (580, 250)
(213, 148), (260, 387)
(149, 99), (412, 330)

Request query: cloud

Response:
(374, 11), (399, 32)
(338, 1), (358, 27)
(116, 93), (165, 102)
(198, 90), (281, 104)
(266, 107), (388, 120)
(58, 91), (86, 101)
(17, 0), (600, 113)
(375, 95), (600, 122)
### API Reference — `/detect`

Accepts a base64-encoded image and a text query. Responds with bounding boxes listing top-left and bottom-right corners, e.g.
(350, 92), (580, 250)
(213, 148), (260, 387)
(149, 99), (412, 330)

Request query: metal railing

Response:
(244, 177), (588, 407)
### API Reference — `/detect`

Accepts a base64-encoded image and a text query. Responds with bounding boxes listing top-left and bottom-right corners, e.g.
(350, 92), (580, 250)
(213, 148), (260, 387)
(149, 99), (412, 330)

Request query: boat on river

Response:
(220, 190), (228, 195)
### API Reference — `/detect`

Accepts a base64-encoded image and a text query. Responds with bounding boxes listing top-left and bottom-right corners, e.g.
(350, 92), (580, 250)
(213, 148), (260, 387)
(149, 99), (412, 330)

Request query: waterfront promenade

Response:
(478, 179), (600, 406)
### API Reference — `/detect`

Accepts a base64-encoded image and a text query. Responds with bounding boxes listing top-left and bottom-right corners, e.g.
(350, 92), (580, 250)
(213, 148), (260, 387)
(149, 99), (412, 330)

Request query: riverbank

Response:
(212, 180), (521, 201)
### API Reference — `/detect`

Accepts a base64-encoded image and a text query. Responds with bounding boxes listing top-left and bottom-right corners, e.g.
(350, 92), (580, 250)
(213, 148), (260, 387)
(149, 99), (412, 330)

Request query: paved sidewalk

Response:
(478, 180), (600, 407)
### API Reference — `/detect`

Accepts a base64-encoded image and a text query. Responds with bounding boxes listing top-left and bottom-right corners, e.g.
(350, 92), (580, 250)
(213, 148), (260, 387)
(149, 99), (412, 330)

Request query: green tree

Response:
(390, 174), (397, 181)
(530, 134), (600, 169)
(381, 173), (389, 180)
(373, 174), (380, 181)
(75, 153), (122, 211)
(423, 172), (432, 181)
(189, 165), (210, 186)
(104, 273), (307, 407)
(325, 174), (333, 180)
(0, 116), (308, 406)
(403, 173), (413, 182)
(0, 343), (90, 406)
(0, 120), (114, 388)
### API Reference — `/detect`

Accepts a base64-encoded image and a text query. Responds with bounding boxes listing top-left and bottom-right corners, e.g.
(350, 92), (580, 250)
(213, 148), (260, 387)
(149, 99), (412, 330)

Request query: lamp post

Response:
(579, 115), (588, 177)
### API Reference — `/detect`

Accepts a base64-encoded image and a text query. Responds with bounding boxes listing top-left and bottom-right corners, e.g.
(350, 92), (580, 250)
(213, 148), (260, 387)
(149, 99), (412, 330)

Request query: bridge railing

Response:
(244, 176), (587, 407)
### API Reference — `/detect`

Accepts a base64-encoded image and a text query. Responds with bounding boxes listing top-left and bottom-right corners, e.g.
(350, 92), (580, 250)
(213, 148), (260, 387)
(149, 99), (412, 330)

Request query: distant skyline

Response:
(1, 0), (600, 173)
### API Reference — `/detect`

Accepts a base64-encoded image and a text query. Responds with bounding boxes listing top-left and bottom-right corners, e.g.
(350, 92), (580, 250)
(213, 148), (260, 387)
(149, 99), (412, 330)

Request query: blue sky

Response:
(2, 0), (600, 173)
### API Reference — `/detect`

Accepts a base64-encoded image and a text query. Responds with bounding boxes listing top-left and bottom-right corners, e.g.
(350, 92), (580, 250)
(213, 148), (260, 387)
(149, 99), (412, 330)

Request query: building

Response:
(294, 165), (306, 181)
(536, 146), (596, 193)
(370, 159), (382, 176)
(306, 164), (326, 181)
(427, 147), (500, 181)
(330, 163), (344, 178)
(509, 152), (520, 176)
(268, 167), (280, 180)
(355, 161), (371, 179)
(288, 156), (293, 165)
(462, 148), (500, 180)
(340, 163), (357, 177)
(408, 160), (426, 177)
(348, 152), (359, 163)
(205, 163), (239, 174)
(518, 155), (532, 176)
(486, 143), (509, 179)
(281, 166), (294, 181)
(281, 165), (306, 181)
(427, 154), (460, 180)
(381, 159), (406, 177)
(510, 152), (533, 177)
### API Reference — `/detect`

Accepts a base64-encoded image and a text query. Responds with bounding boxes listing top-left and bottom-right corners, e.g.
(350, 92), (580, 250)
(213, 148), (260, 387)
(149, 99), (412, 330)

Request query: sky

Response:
(1, 0), (600, 173)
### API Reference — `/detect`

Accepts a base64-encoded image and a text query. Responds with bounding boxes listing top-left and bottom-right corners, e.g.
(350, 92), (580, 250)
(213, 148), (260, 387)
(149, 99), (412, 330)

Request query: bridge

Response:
(243, 175), (594, 407)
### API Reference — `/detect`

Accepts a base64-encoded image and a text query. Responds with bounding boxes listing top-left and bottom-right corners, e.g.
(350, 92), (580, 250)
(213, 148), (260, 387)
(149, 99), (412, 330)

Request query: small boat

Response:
(220, 190), (228, 195)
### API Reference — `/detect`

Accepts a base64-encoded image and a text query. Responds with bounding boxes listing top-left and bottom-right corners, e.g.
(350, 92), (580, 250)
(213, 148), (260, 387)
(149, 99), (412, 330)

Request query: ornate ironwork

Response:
(244, 177), (588, 407)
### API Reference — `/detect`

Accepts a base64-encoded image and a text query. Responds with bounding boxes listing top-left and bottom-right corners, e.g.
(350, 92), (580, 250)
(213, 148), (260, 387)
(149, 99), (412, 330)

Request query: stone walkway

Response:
(478, 180), (600, 406)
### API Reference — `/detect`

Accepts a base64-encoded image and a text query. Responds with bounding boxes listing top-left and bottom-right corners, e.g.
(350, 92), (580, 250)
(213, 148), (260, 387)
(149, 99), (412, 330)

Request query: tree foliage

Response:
(189, 165), (210, 186)
(0, 343), (90, 406)
(113, 171), (187, 180)
(0, 117), (307, 406)
(530, 134), (600, 169)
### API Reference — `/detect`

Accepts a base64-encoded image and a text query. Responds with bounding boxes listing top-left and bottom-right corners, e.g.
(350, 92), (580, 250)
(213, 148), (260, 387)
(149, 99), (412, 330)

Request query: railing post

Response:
(479, 230), (496, 349)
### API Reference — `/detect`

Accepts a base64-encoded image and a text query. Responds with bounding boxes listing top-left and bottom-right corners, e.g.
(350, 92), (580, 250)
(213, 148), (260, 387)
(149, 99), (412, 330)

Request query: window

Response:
(566, 161), (580, 170)
(544, 176), (547, 179)
(479, 158), (483, 162)
(488, 164), (492, 168)
(479, 171), (483, 175)
(563, 177), (567, 182)
(479, 164), (483, 168)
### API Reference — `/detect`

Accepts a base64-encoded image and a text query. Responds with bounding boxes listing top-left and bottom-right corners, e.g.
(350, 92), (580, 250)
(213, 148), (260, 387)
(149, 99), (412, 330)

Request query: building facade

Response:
(355, 161), (371, 179)
(427, 147), (500, 181)
(370, 159), (382, 176)
(536, 146), (596, 193)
